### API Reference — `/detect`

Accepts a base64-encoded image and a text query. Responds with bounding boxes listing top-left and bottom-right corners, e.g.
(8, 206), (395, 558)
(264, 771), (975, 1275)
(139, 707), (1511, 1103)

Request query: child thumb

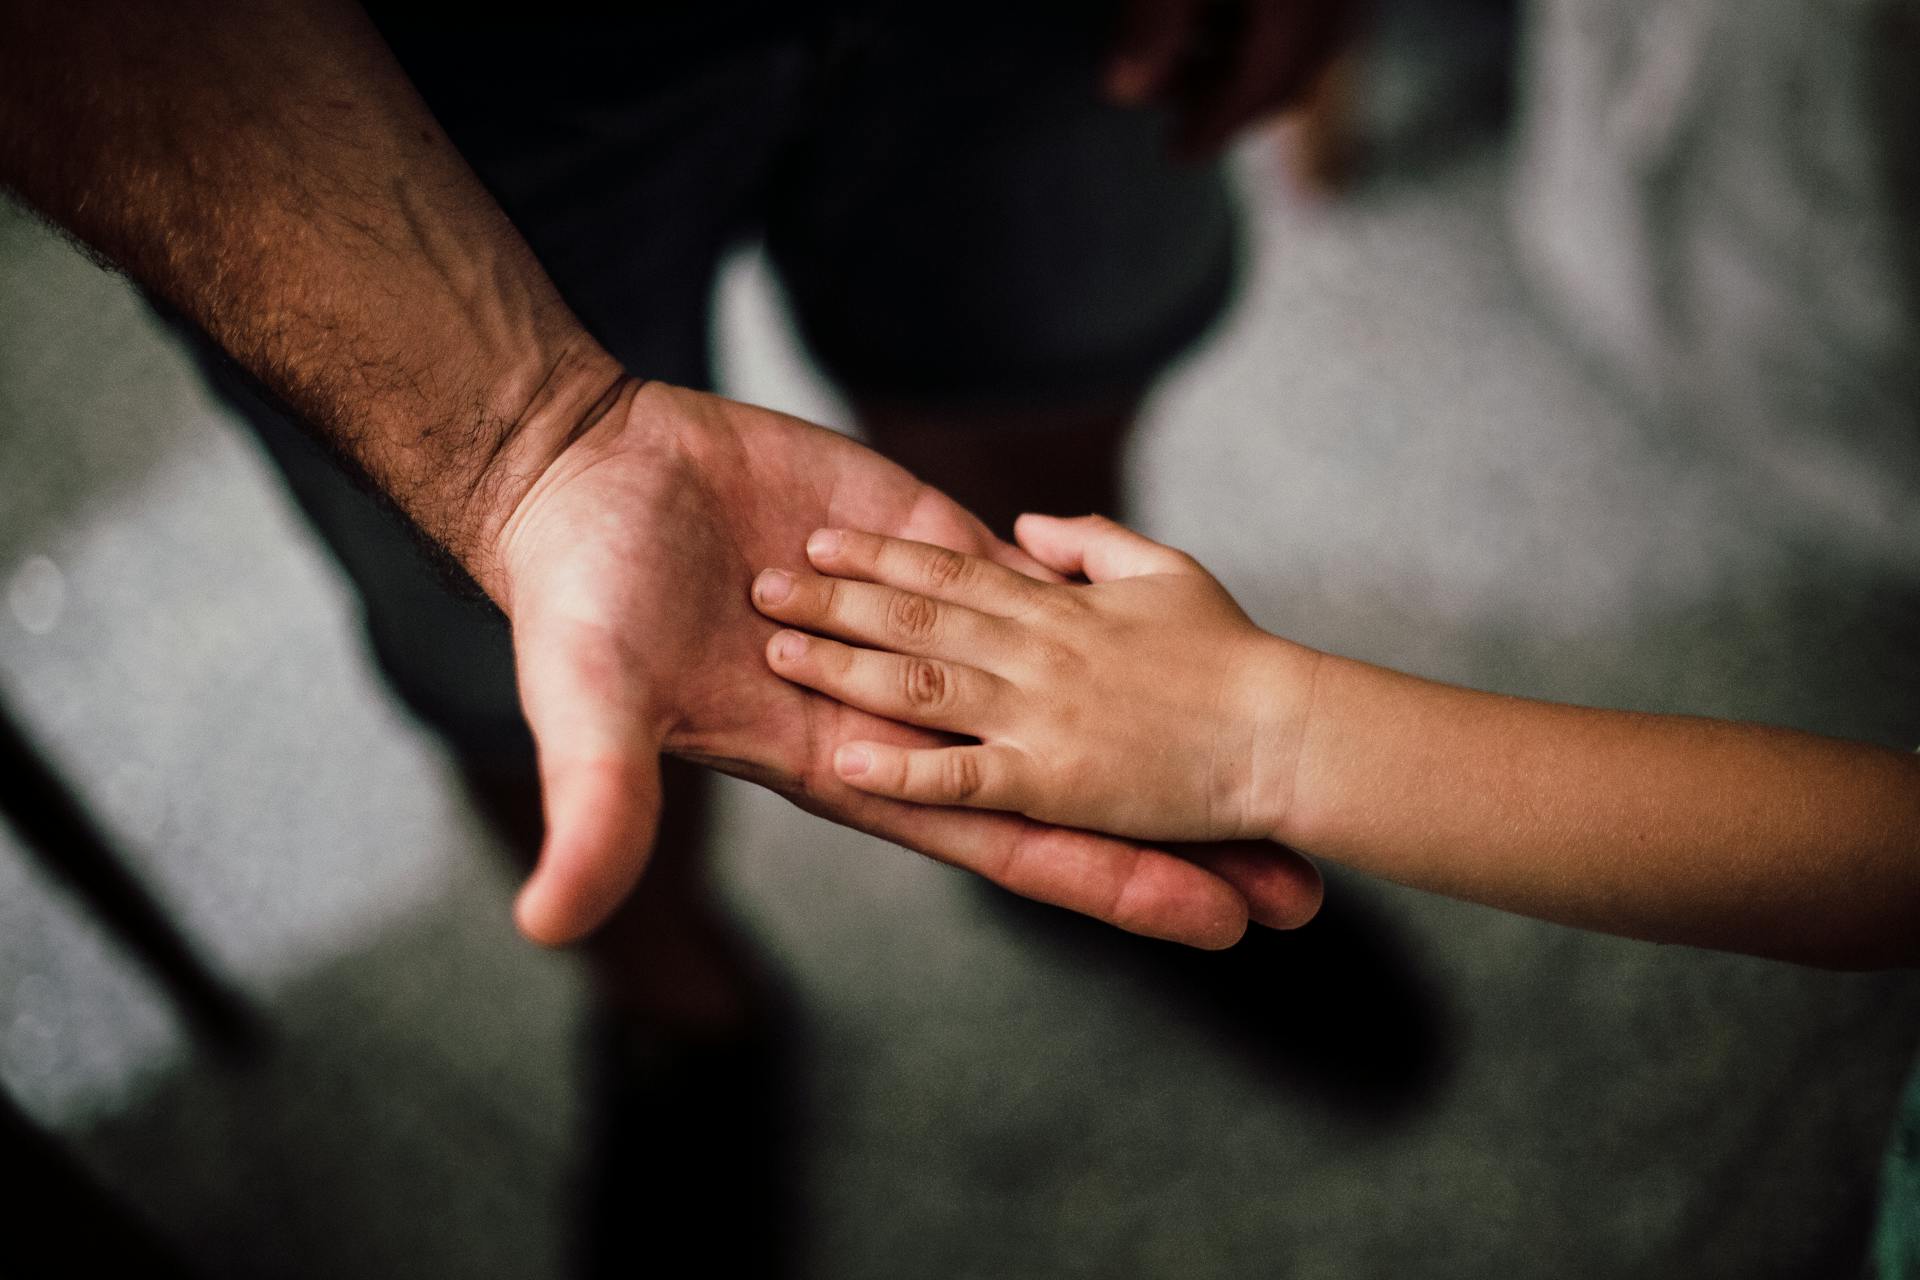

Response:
(1013, 513), (1197, 582)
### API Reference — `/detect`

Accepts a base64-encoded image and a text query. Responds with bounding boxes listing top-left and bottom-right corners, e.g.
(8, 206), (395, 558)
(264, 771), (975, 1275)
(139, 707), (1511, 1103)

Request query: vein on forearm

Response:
(0, 0), (612, 574)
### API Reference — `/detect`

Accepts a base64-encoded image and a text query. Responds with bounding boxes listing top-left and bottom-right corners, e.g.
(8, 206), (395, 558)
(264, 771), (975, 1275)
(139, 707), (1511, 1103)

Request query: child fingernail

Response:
(772, 630), (806, 662)
(807, 529), (843, 558)
(836, 745), (871, 777)
(755, 569), (793, 605)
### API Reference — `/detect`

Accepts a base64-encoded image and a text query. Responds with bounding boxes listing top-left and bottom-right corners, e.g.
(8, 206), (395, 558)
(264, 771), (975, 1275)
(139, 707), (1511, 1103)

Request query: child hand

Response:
(750, 514), (1320, 843)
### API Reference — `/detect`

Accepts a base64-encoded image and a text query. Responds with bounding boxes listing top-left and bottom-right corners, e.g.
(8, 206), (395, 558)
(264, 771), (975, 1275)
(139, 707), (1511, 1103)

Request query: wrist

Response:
(450, 338), (636, 605)
(1265, 652), (1395, 853)
(1232, 632), (1327, 845)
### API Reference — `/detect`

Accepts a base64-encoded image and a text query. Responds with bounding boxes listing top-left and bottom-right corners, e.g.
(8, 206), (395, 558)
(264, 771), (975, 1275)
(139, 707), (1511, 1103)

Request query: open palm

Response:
(496, 382), (1322, 948)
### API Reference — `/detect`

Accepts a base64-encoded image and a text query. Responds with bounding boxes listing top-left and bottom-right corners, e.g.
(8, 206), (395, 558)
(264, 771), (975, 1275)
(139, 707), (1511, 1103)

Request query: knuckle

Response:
(885, 591), (940, 643)
(1052, 751), (1095, 797)
(1040, 586), (1083, 619)
(920, 546), (972, 592)
(942, 751), (985, 801)
(901, 658), (950, 710)
(1027, 636), (1077, 677)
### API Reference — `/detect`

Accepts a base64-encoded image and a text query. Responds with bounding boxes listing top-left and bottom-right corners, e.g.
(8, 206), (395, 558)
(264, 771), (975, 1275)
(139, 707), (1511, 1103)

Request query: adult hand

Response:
(1106, 0), (1353, 158)
(492, 382), (1324, 949)
(0, 0), (1319, 951)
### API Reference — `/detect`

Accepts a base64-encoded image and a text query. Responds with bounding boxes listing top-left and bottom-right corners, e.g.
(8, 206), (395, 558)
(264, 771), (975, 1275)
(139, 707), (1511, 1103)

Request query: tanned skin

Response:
(0, 0), (1325, 949)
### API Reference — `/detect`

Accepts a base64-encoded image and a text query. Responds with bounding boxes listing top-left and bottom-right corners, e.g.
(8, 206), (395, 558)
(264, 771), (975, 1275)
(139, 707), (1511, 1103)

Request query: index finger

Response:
(806, 528), (1051, 617)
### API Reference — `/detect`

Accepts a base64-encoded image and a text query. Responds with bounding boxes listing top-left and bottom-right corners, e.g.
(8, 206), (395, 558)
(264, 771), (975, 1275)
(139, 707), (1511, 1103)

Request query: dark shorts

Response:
(208, 2), (1239, 769)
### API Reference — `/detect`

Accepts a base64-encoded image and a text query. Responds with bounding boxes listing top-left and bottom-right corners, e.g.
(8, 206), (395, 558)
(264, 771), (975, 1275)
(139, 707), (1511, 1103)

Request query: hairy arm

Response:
(0, 6), (1330, 948)
(0, 0), (617, 590)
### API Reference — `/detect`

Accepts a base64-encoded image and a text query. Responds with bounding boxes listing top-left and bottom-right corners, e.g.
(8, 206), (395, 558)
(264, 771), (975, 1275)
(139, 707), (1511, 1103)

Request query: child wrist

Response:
(1239, 634), (1327, 847)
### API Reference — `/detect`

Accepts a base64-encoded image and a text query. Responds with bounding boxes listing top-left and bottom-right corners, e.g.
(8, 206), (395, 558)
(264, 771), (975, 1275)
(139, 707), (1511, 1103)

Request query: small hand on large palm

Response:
(496, 382), (1321, 948)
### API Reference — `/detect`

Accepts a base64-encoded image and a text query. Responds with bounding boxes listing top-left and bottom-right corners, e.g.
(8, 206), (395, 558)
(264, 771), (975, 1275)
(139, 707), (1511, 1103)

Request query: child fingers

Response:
(765, 630), (1002, 734)
(832, 741), (1028, 811)
(753, 567), (1004, 659)
(1012, 513), (1200, 583)
(805, 528), (1046, 616)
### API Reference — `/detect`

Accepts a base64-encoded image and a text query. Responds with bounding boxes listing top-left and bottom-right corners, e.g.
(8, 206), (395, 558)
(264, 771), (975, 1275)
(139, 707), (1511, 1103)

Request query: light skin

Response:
(754, 515), (1920, 971)
(0, 0), (1327, 952)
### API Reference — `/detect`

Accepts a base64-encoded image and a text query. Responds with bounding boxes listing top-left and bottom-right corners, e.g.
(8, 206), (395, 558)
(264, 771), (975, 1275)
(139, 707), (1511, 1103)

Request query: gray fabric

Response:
(1512, 0), (1920, 507)
(1515, 8), (1920, 1269)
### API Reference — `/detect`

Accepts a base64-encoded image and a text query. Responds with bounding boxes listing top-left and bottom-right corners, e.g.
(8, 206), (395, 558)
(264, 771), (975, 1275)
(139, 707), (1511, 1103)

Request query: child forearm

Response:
(748, 518), (1920, 965)
(1277, 651), (1920, 968)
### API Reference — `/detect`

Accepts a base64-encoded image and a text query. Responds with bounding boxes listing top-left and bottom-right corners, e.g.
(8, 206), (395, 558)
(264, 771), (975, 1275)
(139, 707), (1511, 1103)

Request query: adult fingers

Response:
(1179, 840), (1324, 930)
(832, 739), (1328, 936)
(801, 768), (1254, 950)
(681, 663), (1261, 949)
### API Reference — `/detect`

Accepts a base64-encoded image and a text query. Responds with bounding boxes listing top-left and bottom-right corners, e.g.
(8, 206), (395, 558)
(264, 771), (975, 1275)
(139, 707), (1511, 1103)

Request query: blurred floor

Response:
(3, 13), (1919, 1277)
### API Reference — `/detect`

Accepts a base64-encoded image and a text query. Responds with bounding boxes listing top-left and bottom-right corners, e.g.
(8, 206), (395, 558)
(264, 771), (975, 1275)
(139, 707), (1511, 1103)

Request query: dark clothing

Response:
(201, 3), (1237, 770)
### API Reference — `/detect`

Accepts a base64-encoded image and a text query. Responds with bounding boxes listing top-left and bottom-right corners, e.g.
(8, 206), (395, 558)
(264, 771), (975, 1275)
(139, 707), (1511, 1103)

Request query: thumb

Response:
(1012, 513), (1200, 582)
(509, 615), (668, 947)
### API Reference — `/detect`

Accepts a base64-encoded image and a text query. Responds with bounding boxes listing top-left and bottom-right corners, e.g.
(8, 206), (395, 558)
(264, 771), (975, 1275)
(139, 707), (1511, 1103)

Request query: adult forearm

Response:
(0, 0), (622, 593)
(1278, 652), (1920, 968)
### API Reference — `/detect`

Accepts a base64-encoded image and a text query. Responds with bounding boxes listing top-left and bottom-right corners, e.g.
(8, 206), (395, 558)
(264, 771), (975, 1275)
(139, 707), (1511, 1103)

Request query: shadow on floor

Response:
(987, 869), (1456, 1125)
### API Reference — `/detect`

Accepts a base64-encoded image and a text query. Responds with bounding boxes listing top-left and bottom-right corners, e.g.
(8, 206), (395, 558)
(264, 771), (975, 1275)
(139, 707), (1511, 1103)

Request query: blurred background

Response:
(3, 0), (1918, 1276)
